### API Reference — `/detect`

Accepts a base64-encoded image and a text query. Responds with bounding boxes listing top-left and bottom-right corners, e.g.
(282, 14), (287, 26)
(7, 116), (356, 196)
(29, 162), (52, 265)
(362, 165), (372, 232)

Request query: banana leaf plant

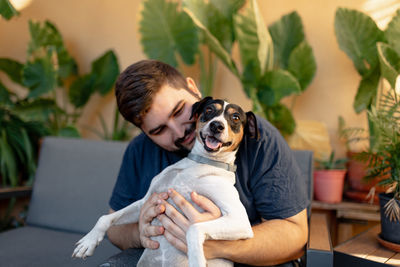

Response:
(139, 0), (316, 137)
(334, 7), (400, 149)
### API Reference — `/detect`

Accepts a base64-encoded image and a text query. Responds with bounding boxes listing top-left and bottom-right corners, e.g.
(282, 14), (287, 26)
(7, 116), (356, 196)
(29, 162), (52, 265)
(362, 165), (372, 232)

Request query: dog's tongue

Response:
(206, 136), (222, 150)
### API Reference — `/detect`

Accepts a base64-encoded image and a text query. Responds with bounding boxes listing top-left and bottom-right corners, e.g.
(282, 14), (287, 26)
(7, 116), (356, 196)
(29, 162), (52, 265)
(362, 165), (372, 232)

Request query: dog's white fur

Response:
(72, 101), (253, 267)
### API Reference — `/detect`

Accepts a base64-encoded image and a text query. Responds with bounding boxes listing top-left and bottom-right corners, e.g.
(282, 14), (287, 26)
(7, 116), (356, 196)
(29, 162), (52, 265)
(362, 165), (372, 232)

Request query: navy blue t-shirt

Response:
(109, 116), (308, 224)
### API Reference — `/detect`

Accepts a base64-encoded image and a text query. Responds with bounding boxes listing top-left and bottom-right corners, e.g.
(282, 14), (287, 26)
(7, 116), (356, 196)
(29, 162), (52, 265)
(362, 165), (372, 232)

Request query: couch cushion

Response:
(27, 137), (128, 234)
(0, 226), (120, 266)
(292, 150), (313, 217)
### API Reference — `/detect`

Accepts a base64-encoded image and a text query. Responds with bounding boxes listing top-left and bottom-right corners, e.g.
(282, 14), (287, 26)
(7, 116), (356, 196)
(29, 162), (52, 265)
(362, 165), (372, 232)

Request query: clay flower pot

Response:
(347, 151), (386, 193)
(314, 169), (347, 203)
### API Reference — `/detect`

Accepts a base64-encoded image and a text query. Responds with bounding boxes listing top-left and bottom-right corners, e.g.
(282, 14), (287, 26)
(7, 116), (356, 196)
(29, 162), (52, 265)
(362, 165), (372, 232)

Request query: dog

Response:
(72, 97), (258, 267)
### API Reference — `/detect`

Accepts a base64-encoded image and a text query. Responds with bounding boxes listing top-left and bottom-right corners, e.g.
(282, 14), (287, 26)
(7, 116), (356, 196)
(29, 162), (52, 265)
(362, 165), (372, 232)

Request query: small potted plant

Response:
(314, 151), (348, 203)
(357, 89), (400, 246)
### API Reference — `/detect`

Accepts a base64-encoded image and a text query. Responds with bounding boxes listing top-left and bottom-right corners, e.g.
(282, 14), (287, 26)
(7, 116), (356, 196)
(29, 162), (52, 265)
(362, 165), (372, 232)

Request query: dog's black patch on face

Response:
(200, 100), (224, 123)
(224, 104), (246, 133)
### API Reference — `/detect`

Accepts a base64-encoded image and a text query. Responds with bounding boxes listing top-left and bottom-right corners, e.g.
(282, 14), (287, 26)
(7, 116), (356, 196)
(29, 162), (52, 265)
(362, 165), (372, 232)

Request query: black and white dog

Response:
(73, 97), (259, 267)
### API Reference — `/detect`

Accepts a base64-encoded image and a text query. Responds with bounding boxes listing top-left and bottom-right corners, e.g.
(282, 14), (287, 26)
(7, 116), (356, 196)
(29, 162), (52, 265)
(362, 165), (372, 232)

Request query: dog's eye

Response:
(232, 114), (240, 123)
(204, 107), (213, 115)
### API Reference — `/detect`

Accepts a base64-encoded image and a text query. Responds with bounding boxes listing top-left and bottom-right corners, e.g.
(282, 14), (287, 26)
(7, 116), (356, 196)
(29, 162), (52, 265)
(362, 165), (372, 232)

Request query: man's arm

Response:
(203, 209), (308, 266)
(107, 192), (168, 250)
(159, 189), (308, 266)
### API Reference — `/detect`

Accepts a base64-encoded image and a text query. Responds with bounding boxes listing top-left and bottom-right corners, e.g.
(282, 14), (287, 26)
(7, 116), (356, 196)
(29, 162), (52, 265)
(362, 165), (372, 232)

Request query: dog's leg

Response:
(72, 198), (145, 258)
(186, 215), (253, 267)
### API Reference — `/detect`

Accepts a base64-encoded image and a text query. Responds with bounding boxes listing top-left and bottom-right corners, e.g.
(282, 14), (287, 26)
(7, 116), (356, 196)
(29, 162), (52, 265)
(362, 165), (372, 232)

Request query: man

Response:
(106, 60), (308, 266)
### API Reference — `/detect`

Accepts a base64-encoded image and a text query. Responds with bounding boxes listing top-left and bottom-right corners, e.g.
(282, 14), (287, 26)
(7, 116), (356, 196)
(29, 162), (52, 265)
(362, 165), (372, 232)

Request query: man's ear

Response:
(245, 111), (259, 140)
(190, 96), (213, 120)
(186, 77), (201, 98)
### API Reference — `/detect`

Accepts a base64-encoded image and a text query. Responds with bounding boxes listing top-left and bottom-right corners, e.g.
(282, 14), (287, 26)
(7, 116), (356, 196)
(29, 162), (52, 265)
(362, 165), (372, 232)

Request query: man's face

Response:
(141, 82), (200, 152)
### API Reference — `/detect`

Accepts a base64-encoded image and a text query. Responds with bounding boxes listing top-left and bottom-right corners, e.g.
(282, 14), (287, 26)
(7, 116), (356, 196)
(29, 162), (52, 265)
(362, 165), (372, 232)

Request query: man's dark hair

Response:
(115, 60), (190, 127)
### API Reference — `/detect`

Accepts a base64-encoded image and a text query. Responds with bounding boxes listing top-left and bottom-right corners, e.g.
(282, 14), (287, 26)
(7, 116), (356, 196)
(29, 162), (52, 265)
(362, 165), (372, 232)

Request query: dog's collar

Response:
(187, 153), (237, 172)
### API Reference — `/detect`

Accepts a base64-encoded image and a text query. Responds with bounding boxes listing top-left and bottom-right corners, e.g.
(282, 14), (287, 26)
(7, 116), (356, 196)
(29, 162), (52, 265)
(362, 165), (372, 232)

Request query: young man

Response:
(106, 60), (308, 267)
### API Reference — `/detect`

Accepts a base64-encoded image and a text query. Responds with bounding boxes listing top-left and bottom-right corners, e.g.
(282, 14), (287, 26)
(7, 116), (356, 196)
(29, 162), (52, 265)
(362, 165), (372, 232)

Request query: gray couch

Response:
(0, 136), (332, 267)
(0, 137), (124, 266)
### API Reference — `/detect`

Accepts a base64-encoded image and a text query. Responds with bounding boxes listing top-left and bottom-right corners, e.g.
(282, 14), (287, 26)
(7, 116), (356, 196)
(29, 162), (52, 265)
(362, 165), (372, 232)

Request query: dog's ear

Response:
(190, 96), (213, 120)
(245, 111), (259, 140)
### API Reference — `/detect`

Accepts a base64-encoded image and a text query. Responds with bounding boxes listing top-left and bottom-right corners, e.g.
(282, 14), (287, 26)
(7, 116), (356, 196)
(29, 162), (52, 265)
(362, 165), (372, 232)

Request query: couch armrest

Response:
(306, 212), (333, 267)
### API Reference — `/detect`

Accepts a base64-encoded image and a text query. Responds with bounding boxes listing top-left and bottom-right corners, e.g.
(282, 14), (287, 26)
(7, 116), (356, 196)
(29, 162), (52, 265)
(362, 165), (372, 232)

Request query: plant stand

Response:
(0, 186), (32, 231)
(0, 186), (32, 200)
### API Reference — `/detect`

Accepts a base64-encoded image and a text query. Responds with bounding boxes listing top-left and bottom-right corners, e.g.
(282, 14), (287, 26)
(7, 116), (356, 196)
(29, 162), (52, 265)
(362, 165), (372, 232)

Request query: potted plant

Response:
(357, 89), (400, 245)
(334, 7), (400, 192)
(138, 0), (317, 137)
(314, 151), (348, 203)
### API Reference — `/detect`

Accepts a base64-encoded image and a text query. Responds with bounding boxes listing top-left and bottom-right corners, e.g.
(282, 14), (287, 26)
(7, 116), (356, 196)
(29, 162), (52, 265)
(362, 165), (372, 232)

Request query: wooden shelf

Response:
(0, 186), (32, 200)
(312, 200), (380, 221)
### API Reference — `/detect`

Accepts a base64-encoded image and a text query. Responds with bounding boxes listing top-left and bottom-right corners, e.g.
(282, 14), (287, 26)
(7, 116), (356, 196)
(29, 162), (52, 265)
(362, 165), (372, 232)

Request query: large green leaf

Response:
(23, 56), (58, 99)
(57, 47), (78, 79)
(288, 41), (316, 90)
(183, 2), (238, 77)
(386, 10), (400, 58)
(14, 98), (59, 122)
(268, 11), (304, 69)
(377, 42), (400, 89)
(210, 0), (245, 20)
(57, 125), (80, 137)
(27, 20), (63, 56)
(91, 50), (119, 95)
(0, 58), (24, 85)
(334, 8), (384, 76)
(262, 103), (296, 136)
(0, 81), (13, 106)
(183, 0), (233, 52)
(257, 69), (301, 106)
(234, 0), (273, 76)
(0, 129), (18, 186)
(68, 74), (96, 108)
(241, 61), (261, 97)
(0, 0), (18, 20)
(27, 20), (77, 79)
(139, 0), (199, 67)
(353, 68), (380, 113)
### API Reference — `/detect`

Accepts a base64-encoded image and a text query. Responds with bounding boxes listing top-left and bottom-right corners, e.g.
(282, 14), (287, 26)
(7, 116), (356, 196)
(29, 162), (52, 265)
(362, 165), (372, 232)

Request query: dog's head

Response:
(190, 97), (259, 154)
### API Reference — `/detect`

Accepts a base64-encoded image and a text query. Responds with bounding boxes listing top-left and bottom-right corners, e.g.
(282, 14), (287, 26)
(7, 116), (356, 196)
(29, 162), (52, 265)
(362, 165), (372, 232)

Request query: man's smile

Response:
(175, 123), (196, 150)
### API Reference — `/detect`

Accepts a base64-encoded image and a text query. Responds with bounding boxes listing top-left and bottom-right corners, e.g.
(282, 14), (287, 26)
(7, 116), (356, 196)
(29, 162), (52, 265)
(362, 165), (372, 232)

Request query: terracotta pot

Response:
(314, 169), (347, 203)
(346, 151), (386, 193)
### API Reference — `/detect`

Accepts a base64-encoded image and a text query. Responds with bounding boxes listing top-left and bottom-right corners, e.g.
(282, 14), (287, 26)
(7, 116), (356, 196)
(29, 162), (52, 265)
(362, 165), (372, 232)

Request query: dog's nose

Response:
(210, 121), (224, 133)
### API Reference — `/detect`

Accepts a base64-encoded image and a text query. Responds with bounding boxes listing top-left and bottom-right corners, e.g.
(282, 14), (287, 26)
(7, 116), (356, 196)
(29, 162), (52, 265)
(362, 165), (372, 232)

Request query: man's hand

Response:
(157, 188), (221, 253)
(138, 192), (169, 249)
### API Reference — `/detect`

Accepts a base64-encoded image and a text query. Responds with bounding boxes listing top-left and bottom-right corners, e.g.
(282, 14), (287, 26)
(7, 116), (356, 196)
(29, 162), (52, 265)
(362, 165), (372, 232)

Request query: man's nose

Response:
(168, 121), (185, 139)
(210, 121), (225, 134)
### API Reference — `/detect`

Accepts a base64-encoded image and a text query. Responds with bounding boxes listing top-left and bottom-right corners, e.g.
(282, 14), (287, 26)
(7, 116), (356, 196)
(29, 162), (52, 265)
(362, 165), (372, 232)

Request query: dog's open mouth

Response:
(200, 132), (232, 152)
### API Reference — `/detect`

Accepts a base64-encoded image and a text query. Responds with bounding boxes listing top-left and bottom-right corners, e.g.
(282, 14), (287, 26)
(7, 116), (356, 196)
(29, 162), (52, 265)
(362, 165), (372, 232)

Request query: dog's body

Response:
(73, 98), (257, 267)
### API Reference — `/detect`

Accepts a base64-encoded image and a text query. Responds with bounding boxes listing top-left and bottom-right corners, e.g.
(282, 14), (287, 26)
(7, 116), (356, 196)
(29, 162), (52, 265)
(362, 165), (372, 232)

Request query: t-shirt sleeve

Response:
(249, 120), (309, 220)
(109, 135), (144, 211)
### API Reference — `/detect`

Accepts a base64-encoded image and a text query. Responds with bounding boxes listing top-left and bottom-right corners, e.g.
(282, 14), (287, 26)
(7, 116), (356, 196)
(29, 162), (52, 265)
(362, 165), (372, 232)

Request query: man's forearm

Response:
(107, 222), (142, 250)
(203, 210), (308, 266)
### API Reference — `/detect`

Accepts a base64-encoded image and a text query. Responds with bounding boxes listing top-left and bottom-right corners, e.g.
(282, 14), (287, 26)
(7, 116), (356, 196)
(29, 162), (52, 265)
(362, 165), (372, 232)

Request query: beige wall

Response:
(0, 0), (372, 157)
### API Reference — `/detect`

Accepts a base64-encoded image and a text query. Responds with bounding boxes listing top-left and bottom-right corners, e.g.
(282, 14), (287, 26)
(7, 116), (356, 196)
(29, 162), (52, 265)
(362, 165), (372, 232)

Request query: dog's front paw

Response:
(72, 229), (104, 259)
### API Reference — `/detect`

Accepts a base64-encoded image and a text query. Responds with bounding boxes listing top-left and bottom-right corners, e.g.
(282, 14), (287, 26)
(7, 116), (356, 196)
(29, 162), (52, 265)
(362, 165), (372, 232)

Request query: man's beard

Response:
(174, 122), (196, 154)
